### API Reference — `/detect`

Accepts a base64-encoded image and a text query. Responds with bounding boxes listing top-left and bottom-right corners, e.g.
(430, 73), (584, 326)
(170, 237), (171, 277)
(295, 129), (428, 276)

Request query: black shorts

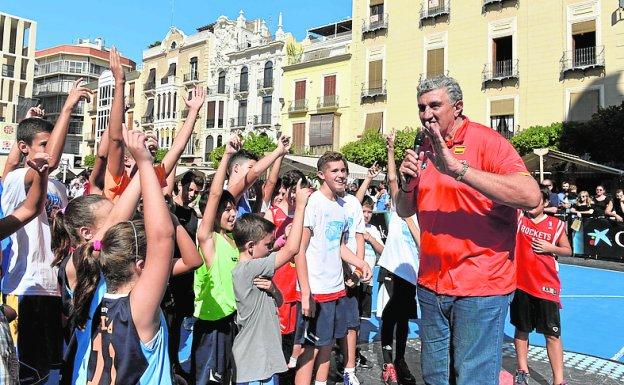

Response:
(510, 289), (561, 337)
(379, 269), (418, 320)
(294, 297), (349, 347)
(357, 285), (372, 319)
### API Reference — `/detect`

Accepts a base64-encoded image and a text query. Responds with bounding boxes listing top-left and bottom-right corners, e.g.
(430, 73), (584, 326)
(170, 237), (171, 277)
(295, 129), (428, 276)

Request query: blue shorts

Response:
(294, 297), (349, 347)
(191, 313), (237, 385)
(344, 288), (360, 330)
(237, 374), (279, 385)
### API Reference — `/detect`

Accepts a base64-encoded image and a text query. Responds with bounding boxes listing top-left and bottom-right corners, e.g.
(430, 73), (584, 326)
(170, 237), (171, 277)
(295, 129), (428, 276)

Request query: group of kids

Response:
(0, 46), (571, 385)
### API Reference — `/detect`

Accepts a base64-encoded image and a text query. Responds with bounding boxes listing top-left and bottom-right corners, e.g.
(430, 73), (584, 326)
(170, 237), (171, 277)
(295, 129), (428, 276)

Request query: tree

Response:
(155, 148), (168, 163)
(148, 40), (161, 48)
(210, 132), (278, 168)
(510, 122), (563, 156)
(83, 154), (96, 168)
(341, 128), (418, 168)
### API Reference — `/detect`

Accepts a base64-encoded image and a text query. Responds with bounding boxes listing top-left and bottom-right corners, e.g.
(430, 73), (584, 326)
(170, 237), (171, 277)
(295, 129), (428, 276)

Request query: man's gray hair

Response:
(417, 75), (463, 104)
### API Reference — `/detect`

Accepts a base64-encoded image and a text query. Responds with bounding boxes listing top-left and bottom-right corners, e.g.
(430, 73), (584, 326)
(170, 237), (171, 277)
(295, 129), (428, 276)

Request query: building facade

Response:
(136, 11), (290, 165)
(348, 0), (624, 141)
(34, 38), (135, 162)
(0, 12), (37, 171)
(280, 19), (353, 154)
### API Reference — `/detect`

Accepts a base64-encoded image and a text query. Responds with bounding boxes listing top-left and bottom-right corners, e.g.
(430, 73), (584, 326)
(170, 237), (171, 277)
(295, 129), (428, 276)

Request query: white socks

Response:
(288, 356), (298, 368)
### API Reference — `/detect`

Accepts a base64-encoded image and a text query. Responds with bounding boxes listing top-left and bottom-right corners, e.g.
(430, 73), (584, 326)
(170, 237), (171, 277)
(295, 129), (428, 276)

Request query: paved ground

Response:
(343, 338), (624, 385)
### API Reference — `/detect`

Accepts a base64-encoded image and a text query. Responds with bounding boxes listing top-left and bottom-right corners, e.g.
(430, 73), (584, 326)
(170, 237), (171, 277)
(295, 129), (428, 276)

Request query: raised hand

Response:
(399, 149), (425, 185)
(295, 179), (312, 208)
(386, 128), (396, 151)
(366, 162), (380, 180)
(144, 129), (159, 156)
(25, 105), (45, 119)
(26, 153), (51, 174)
(65, 78), (93, 108)
(277, 134), (292, 155)
(225, 135), (242, 155)
(184, 87), (206, 111)
(109, 46), (125, 83)
(122, 129), (153, 165)
(422, 124), (463, 178)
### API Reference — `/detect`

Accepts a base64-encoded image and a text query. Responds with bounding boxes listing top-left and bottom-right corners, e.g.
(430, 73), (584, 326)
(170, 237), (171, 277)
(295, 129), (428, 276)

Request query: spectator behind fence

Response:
(571, 191), (594, 218)
(540, 179), (560, 215)
(606, 189), (624, 222)
(557, 181), (575, 215)
(592, 185), (611, 218)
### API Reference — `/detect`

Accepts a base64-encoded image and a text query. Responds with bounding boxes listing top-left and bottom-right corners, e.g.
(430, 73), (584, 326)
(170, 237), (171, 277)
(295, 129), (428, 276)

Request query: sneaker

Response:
(343, 370), (361, 385)
(515, 370), (530, 385)
(394, 359), (416, 385)
(382, 363), (399, 385)
(356, 349), (371, 369)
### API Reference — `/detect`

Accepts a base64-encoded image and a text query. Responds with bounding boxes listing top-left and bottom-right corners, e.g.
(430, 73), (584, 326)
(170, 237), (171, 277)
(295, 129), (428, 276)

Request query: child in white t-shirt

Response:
(359, 196), (384, 319)
(294, 151), (372, 385)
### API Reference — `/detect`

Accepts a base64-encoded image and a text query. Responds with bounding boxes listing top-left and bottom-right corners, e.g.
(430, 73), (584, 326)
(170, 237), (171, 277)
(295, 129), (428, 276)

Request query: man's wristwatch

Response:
(455, 160), (469, 181)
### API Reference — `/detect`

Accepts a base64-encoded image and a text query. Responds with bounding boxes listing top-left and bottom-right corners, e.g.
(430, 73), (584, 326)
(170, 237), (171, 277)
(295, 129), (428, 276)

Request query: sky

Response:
(1, 0), (353, 63)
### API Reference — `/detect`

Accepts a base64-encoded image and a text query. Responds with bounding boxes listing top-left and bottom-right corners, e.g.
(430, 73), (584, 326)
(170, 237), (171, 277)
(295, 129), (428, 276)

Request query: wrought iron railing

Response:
(288, 99), (308, 113)
(361, 80), (387, 99)
(561, 46), (605, 72)
(482, 59), (519, 82)
(362, 13), (388, 34)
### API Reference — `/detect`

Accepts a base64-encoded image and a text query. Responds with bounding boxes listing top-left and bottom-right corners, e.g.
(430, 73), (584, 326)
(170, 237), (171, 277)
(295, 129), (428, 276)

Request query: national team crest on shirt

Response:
(453, 146), (466, 155)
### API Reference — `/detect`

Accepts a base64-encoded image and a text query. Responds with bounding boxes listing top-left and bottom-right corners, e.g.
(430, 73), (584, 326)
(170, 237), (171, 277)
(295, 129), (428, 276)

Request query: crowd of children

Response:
(0, 46), (571, 385)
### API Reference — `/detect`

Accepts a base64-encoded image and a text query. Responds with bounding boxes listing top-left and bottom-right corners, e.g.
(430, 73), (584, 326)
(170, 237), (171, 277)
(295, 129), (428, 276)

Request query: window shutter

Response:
(295, 80), (306, 100)
(324, 75), (336, 97)
(427, 48), (444, 77)
(572, 20), (596, 35)
(490, 99), (515, 116)
(293, 123), (306, 150)
(218, 101), (224, 127)
(207, 101), (216, 127)
(320, 114), (334, 146)
(144, 99), (154, 117)
(368, 60), (382, 89)
(370, 0), (384, 6)
(309, 115), (322, 146)
(568, 90), (599, 121)
(364, 112), (383, 132)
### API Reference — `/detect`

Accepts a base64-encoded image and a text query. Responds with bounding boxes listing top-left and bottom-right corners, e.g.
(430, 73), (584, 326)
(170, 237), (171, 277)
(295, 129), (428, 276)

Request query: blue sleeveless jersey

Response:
(72, 279), (172, 385)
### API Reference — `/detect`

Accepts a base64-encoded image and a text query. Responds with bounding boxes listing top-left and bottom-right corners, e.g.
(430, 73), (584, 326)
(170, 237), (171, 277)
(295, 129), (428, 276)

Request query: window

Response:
(240, 66), (248, 92)
(261, 96), (272, 124)
(571, 20), (597, 66)
(364, 112), (383, 132)
(173, 91), (177, 119)
(171, 41), (177, 50)
(295, 80), (306, 101)
(218, 71), (226, 93)
(156, 95), (161, 119)
(205, 136), (214, 160)
(190, 57), (198, 80)
(238, 100), (247, 126)
(426, 48), (444, 78)
(207, 101), (216, 128)
(368, 60), (383, 91)
(293, 123), (306, 151)
(309, 114), (334, 147)
(218, 101), (224, 127)
(323, 75), (337, 107)
(264, 61), (273, 87)
(568, 89), (600, 122)
(489, 99), (515, 139)
(217, 135), (223, 147)
(167, 92), (172, 119)
(492, 36), (513, 77)
(370, 0), (384, 19)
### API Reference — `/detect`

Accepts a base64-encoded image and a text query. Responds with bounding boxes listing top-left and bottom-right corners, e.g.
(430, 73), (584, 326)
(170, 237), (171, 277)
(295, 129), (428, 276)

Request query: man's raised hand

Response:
(26, 153), (51, 174)
(422, 124), (463, 178)
(122, 129), (153, 165)
(366, 162), (380, 180)
(225, 135), (242, 155)
(277, 134), (292, 155)
(25, 105), (45, 120)
(386, 128), (396, 151)
(65, 78), (92, 108)
(184, 87), (206, 112)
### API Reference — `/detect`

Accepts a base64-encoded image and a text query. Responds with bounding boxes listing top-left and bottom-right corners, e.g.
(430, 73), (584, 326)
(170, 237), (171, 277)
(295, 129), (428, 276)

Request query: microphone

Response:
(401, 131), (426, 189)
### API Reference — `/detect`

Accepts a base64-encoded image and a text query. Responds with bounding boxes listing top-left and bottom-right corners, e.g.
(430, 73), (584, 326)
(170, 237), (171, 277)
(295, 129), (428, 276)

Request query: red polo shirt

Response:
(416, 117), (530, 296)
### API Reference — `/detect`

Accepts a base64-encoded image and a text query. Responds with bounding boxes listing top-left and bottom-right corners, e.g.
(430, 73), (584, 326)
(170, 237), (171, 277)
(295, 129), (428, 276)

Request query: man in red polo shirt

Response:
(396, 75), (541, 385)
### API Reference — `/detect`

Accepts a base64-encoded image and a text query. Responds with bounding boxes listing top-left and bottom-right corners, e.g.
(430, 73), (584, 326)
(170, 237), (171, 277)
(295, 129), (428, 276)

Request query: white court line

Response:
(611, 346), (624, 361)
(564, 264), (624, 274)
(561, 294), (624, 298)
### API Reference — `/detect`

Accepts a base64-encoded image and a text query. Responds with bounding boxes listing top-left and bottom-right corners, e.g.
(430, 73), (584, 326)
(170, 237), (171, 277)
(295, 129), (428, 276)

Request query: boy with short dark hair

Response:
(359, 196), (384, 319)
(2, 79), (91, 382)
(231, 181), (311, 385)
(294, 151), (372, 385)
(512, 189), (572, 385)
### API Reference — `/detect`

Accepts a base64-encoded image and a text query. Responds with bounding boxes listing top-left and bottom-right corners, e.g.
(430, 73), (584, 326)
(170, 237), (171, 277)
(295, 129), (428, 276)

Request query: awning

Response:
(281, 155), (385, 181)
(522, 148), (624, 182)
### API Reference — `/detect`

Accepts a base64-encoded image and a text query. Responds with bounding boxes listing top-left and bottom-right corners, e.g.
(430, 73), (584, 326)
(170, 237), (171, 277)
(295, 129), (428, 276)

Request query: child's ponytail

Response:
(70, 242), (102, 329)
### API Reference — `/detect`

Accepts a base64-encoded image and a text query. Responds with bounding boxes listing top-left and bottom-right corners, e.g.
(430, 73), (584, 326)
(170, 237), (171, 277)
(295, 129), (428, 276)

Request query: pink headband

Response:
(93, 240), (103, 251)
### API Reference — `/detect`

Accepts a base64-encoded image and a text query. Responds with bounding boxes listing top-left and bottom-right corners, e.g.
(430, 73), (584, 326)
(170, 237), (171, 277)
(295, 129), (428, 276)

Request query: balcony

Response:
(254, 114), (272, 127)
(141, 116), (154, 126)
(143, 81), (156, 94)
(482, 59), (519, 83)
(483, 0), (517, 8)
(288, 99), (308, 114)
(161, 75), (175, 85)
(206, 118), (216, 128)
(561, 46), (605, 73)
(361, 80), (387, 99)
(181, 109), (200, 119)
(317, 95), (339, 110)
(362, 13), (388, 34)
(2, 65), (15, 78)
(208, 85), (229, 96)
(233, 83), (249, 99)
(88, 105), (98, 114)
(230, 117), (247, 128)
(127, 96), (135, 109)
(257, 78), (274, 95)
(183, 72), (199, 84)
(420, 2), (450, 21)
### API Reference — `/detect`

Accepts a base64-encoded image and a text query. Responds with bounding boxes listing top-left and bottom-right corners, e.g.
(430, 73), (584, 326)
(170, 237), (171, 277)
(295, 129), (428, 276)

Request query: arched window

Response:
(173, 91), (177, 118)
(218, 70), (226, 94)
(167, 92), (171, 119)
(157, 94), (161, 119)
(171, 41), (177, 50)
(240, 66), (248, 92)
(217, 135), (223, 147)
(263, 61), (273, 88)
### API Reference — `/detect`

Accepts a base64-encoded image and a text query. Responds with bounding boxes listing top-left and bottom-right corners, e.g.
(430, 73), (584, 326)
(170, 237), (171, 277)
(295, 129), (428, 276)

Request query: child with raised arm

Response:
(227, 135), (291, 217)
(294, 151), (372, 385)
(192, 136), (241, 385)
(70, 129), (175, 384)
(512, 189), (572, 385)
(104, 47), (205, 201)
(231, 180), (311, 385)
(1, 79), (91, 382)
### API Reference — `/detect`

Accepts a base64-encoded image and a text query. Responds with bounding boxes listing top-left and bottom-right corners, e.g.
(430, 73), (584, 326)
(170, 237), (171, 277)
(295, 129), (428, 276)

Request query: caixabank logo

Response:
(587, 228), (612, 247)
